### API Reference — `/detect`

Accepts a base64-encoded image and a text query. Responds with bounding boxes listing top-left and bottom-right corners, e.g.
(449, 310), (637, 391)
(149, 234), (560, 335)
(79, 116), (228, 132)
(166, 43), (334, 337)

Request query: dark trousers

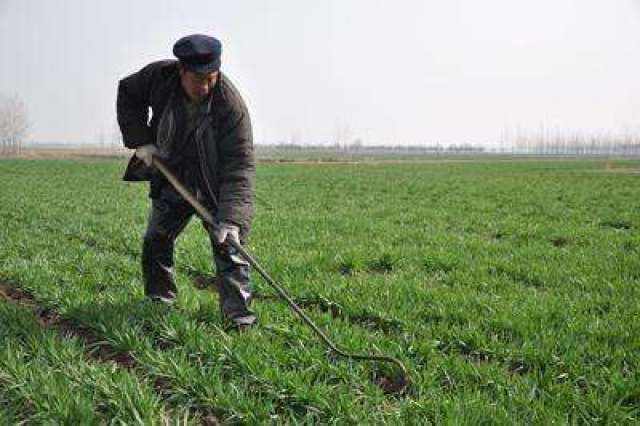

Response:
(141, 185), (254, 320)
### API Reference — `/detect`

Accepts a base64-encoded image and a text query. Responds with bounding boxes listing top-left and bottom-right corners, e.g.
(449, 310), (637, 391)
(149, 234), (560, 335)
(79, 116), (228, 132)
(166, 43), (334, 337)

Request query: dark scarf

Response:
(155, 82), (216, 191)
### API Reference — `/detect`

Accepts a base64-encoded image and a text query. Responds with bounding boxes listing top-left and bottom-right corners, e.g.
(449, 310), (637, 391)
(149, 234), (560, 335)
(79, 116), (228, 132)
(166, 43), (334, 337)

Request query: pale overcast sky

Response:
(0, 0), (638, 146)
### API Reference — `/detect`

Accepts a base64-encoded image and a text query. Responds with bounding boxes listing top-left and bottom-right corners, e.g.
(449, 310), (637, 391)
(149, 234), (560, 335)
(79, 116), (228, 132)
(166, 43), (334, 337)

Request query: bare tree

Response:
(0, 94), (29, 155)
(333, 119), (351, 152)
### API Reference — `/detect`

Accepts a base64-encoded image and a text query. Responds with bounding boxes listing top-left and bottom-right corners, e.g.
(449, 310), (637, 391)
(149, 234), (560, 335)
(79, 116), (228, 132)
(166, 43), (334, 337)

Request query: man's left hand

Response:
(214, 222), (240, 246)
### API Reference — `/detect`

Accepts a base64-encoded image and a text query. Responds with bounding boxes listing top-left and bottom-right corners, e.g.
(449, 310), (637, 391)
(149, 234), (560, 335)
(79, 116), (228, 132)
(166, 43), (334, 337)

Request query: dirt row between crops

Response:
(0, 280), (223, 426)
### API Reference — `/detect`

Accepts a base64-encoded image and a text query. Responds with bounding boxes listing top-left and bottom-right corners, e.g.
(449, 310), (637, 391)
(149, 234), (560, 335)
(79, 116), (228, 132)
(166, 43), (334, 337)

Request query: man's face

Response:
(180, 69), (218, 100)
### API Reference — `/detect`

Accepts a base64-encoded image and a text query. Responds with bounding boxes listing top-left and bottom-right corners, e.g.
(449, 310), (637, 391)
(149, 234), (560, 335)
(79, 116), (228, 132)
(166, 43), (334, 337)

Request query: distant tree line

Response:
(0, 94), (29, 155)
(504, 131), (640, 156)
(262, 131), (640, 157)
(262, 141), (486, 154)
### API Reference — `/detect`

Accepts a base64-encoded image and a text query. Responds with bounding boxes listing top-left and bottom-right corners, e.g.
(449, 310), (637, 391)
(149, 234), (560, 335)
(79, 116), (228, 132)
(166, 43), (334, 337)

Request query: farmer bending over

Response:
(116, 34), (256, 329)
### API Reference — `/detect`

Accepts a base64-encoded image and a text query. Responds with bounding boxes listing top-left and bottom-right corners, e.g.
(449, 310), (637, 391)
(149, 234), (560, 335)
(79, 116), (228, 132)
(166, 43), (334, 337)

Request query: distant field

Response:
(0, 158), (638, 424)
(14, 145), (640, 163)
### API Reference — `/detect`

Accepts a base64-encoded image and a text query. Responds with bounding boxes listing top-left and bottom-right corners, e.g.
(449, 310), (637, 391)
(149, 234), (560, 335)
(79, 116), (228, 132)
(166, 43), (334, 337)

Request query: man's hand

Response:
(135, 144), (158, 167)
(214, 221), (240, 246)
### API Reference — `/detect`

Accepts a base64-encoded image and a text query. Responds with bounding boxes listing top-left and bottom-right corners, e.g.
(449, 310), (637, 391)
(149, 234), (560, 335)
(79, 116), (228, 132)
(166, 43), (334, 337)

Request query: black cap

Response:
(173, 34), (222, 73)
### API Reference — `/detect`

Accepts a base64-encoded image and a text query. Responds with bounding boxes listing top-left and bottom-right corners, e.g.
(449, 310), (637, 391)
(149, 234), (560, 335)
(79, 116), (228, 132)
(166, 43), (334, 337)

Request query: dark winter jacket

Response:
(116, 60), (255, 234)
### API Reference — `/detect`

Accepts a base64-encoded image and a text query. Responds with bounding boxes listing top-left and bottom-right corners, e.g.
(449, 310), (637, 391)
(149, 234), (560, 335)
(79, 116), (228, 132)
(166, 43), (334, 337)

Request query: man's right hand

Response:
(214, 221), (241, 246)
(135, 144), (158, 167)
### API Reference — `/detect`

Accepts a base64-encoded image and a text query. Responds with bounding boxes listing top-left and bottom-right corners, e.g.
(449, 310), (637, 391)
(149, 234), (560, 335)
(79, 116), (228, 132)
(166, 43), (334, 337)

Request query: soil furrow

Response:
(0, 279), (350, 417)
(435, 338), (533, 376)
(0, 280), (223, 425)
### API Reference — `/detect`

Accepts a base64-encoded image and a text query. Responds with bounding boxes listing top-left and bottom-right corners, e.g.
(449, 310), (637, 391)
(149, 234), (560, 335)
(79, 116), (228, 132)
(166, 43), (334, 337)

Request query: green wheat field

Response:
(0, 157), (638, 424)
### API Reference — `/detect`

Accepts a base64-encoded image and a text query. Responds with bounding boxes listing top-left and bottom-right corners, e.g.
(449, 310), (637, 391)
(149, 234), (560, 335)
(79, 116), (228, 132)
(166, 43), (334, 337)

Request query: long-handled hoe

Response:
(152, 157), (411, 393)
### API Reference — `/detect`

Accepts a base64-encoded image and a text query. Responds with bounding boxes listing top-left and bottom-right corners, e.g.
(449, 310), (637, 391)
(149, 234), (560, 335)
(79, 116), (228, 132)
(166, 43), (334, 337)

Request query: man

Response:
(116, 34), (256, 329)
